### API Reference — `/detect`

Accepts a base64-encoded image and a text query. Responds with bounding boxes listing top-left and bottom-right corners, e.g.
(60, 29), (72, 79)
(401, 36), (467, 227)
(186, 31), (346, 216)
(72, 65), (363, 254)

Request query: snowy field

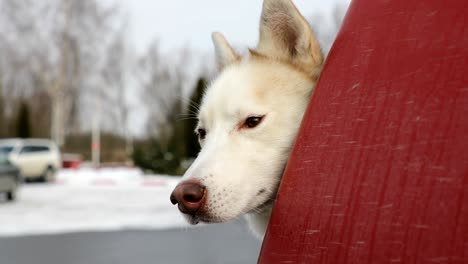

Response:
(0, 168), (193, 237)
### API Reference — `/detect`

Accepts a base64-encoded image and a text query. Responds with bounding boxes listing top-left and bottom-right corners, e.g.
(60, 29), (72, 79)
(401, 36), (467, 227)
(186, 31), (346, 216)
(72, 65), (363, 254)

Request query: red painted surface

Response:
(62, 160), (81, 169)
(258, 0), (468, 263)
(62, 154), (82, 169)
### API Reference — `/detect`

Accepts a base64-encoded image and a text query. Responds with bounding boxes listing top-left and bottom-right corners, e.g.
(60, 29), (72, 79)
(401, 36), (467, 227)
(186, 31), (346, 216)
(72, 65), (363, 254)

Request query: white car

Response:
(0, 139), (61, 182)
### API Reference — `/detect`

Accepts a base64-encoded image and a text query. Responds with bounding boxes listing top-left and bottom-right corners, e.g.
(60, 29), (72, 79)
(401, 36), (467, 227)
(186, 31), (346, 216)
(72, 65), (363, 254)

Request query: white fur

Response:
(174, 0), (323, 239)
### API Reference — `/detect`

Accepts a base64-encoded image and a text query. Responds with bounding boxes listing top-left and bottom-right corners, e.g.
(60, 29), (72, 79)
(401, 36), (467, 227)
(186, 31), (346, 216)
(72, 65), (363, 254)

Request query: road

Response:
(0, 221), (262, 264)
(0, 170), (262, 263)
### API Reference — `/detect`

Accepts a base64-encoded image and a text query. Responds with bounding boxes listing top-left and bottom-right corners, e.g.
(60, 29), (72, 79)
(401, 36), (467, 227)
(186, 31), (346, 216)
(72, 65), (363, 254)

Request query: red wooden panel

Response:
(259, 0), (468, 263)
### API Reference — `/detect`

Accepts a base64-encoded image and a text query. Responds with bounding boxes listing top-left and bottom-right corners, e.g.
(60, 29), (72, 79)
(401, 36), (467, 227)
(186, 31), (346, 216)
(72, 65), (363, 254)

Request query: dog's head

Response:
(170, 0), (323, 225)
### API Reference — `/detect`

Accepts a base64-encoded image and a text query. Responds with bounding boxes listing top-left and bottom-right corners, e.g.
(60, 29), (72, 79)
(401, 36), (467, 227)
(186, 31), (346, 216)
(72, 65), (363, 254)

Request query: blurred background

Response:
(0, 0), (350, 263)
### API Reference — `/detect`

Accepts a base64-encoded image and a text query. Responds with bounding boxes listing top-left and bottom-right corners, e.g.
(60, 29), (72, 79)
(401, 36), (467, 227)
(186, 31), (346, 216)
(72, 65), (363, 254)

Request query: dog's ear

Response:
(212, 32), (240, 71)
(257, 0), (323, 78)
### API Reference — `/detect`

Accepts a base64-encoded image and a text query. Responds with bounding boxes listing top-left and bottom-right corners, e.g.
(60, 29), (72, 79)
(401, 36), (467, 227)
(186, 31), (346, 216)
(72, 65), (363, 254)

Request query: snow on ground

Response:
(0, 168), (193, 237)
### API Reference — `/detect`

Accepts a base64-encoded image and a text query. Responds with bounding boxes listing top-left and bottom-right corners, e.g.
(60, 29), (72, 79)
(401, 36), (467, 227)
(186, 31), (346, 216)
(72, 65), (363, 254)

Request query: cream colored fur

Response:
(177, 0), (323, 239)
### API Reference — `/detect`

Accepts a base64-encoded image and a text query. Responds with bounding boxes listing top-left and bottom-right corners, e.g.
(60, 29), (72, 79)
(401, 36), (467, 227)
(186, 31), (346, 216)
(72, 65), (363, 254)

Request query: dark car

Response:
(0, 153), (20, 201)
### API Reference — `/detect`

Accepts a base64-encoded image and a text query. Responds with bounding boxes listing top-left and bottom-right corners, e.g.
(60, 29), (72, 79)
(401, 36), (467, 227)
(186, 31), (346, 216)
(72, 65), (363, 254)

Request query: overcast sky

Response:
(113, 0), (351, 54)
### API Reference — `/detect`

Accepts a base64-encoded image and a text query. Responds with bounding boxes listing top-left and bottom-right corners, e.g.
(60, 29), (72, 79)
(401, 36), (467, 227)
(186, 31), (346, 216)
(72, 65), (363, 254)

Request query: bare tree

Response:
(101, 26), (134, 158)
(0, 0), (122, 145)
(136, 42), (195, 149)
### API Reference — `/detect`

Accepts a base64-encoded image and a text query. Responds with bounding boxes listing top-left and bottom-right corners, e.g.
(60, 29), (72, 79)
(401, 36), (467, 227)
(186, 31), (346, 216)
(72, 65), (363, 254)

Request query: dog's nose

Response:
(170, 180), (206, 215)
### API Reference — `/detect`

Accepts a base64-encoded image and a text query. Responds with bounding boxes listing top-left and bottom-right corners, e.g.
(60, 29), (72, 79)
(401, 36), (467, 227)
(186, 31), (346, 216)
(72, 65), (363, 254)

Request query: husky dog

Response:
(170, 0), (323, 238)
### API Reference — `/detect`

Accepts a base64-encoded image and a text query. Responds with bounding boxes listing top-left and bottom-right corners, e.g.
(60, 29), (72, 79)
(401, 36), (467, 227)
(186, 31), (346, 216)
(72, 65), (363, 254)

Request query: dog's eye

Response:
(244, 116), (264, 128)
(197, 128), (206, 140)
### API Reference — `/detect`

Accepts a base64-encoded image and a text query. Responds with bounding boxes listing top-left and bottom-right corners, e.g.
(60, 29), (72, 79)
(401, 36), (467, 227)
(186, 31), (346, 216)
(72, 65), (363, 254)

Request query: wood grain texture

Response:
(258, 0), (468, 263)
